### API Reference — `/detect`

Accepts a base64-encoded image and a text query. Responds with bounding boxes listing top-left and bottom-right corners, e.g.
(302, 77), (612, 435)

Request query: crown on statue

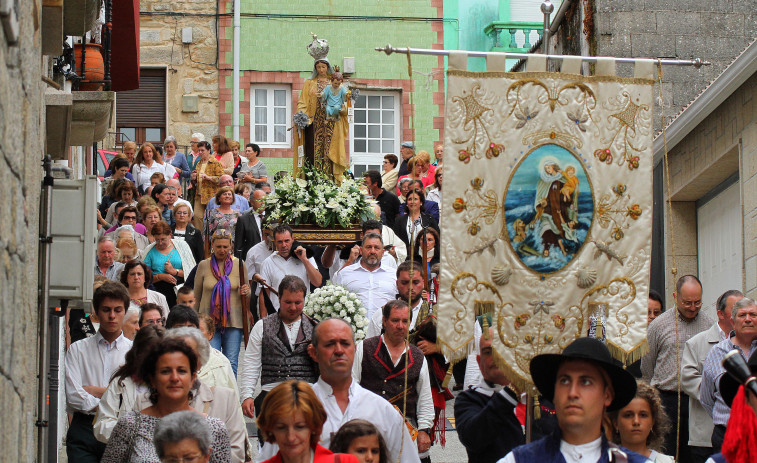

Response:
(307, 33), (330, 61)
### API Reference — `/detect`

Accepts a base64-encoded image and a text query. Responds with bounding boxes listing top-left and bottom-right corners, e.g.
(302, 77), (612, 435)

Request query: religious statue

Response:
(293, 34), (350, 182)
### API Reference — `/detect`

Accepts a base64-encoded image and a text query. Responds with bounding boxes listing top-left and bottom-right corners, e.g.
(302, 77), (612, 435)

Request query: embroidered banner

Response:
(438, 60), (655, 390)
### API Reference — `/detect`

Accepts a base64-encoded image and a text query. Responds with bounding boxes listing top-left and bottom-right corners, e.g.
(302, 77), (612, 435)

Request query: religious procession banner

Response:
(437, 53), (655, 391)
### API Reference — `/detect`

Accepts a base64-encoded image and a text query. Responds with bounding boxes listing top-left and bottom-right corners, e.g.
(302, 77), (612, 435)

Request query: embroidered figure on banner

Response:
(595, 183), (643, 241)
(450, 83), (505, 162)
(593, 91), (651, 170)
(452, 177), (500, 238)
(504, 143), (594, 274)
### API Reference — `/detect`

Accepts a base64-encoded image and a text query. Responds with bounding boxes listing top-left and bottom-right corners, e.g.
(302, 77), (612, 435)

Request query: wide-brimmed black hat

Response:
(529, 337), (637, 411)
(720, 349), (757, 407)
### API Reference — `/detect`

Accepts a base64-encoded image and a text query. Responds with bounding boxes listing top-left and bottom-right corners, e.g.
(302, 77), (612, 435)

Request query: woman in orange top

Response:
(191, 141), (225, 230)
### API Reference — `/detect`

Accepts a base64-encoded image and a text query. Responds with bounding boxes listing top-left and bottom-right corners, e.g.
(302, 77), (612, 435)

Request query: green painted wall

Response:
(226, 0), (446, 147)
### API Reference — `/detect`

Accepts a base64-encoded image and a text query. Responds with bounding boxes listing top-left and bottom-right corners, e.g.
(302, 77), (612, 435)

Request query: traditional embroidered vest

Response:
(512, 430), (641, 463)
(260, 313), (318, 385)
(359, 335), (424, 421)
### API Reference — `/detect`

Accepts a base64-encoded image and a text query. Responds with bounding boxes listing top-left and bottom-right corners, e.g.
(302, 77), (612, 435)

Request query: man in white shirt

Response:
(366, 260), (426, 338)
(321, 219), (398, 279)
(65, 281), (133, 461)
(353, 300), (435, 462)
(256, 318), (421, 463)
(499, 337), (646, 463)
(333, 232), (397, 320)
(259, 224), (322, 316)
(239, 276), (319, 423)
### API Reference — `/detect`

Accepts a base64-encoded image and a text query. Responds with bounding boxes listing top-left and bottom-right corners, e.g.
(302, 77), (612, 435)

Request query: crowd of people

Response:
(70, 134), (757, 463)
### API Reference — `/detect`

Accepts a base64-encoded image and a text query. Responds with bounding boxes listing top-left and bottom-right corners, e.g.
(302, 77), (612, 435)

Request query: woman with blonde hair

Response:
(610, 380), (673, 462)
(257, 380), (360, 463)
(131, 142), (177, 192)
(194, 228), (250, 374)
(172, 202), (204, 263)
(212, 135), (235, 176)
(122, 140), (138, 165)
(396, 151), (435, 195)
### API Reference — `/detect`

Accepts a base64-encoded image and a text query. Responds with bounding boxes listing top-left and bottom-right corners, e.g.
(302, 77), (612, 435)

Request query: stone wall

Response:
(0, 0), (44, 460)
(139, 0), (220, 146)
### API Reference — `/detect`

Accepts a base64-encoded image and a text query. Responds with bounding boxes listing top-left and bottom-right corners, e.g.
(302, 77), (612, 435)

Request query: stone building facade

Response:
(132, 0), (220, 146)
(0, 0), (44, 460)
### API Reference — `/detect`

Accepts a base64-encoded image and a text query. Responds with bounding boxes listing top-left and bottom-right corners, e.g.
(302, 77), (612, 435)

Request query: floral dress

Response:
(101, 411), (231, 463)
(203, 208), (240, 242)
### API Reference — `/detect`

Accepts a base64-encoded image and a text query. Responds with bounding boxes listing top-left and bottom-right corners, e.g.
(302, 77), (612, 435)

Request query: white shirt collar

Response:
(559, 436), (602, 463)
(94, 331), (128, 350)
(316, 377), (357, 399)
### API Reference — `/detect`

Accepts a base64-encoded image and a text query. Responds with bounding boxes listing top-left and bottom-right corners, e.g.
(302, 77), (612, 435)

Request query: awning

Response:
(110, 0), (140, 91)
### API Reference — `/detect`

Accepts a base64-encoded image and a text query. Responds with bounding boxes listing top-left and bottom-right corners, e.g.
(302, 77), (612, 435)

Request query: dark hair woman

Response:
(93, 324), (165, 442)
(101, 338), (231, 462)
(143, 221), (196, 308)
(393, 188), (439, 249)
(120, 260), (169, 317)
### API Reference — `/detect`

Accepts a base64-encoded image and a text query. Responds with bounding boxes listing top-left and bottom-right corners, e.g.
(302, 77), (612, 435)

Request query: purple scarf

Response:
(210, 254), (233, 329)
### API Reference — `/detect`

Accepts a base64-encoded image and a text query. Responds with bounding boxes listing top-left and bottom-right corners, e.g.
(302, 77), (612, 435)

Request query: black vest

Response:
(260, 313), (318, 385)
(359, 335), (423, 421)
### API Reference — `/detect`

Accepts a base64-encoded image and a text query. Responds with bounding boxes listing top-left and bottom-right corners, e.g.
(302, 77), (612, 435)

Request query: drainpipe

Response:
(232, 0), (241, 141)
(36, 155), (54, 463)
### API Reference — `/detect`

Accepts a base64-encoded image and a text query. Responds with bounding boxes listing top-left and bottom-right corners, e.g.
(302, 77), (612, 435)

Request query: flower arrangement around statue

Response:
(264, 165), (374, 227)
(304, 283), (368, 340)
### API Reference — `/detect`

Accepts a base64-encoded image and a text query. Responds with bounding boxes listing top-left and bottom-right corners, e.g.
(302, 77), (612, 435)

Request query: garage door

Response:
(697, 180), (743, 319)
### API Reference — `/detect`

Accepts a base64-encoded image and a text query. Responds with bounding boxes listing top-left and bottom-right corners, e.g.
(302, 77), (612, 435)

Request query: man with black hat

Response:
(500, 337), (647, 463)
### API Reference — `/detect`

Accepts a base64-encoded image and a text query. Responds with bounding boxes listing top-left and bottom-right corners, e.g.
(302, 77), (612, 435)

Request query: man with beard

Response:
(333, 233), (397, 320)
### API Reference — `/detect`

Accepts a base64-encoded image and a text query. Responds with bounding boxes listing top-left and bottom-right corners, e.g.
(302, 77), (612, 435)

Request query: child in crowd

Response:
(330, 419), (388, 463)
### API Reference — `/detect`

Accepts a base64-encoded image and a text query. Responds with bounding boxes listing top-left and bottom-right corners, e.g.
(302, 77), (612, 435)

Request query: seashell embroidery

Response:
(491, 264), (512, 286)
(576, 267), (597, 289)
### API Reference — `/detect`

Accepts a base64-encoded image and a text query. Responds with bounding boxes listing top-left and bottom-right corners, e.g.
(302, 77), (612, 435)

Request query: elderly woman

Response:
(172, 203), (204, 264)
(141, 206), (163, 245)
(237, 143), (268, 187)
(131, 142), (177, 192)
(397, 151), (435, 196)
(163, 135), (191, 180)
(381, 154), (399, 194)
(194, 229), (250, 375)
(94, 325), (165, 443)
(432, 144), (443, 167)
(122, 306), (141, 340)
(112, 223), (149, 253)
(115, 236), (140, 263)
(212, 135), (235, 176)
(425, 167), (442, 205)
(101, 338), (231, 463)
(204, 187), (241, 245)
(120, 260), (169, 317)
(163, 327), (247, 462)
(191, 140), (225, 230)
(143, 221), (196, 307)
(153, 411), (219, 463)
(257, 380), (360, 463)
(397, 177), (412, 204)
(104, 180), (139, 227)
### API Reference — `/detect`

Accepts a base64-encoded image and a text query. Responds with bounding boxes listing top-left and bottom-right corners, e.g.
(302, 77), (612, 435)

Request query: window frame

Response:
(250, 84), (292, 148)
(349, 90), (401, 174)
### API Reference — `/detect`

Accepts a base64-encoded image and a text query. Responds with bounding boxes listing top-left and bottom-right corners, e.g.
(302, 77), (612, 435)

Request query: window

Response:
(350, 91), (401, 175)
(251, 84), (291, 148)
(116, 68), (166, 145)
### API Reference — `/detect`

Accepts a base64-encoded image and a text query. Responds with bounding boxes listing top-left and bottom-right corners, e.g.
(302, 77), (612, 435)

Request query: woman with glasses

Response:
(143, 221), (196, 308)
(120, 260), (169, 318)
(172, 203), (204, 264)
(101, 338), (231, 463)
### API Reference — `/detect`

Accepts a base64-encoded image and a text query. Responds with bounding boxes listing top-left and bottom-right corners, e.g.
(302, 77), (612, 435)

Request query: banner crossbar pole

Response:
(375, 44), (711, 67)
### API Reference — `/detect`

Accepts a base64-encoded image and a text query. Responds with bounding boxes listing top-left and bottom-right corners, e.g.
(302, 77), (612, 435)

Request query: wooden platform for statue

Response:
(290, 225), (362, 245)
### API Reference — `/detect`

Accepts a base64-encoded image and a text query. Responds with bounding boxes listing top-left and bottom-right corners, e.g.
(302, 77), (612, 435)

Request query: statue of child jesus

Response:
(320, 70), (348, 121)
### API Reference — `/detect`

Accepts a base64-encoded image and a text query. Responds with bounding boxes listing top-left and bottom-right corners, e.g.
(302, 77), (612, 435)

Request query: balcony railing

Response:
(484, 21), (543, 53)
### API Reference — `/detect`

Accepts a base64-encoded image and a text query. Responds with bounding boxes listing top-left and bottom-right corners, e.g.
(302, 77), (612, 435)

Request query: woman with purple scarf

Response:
(194, 228), (250, 375)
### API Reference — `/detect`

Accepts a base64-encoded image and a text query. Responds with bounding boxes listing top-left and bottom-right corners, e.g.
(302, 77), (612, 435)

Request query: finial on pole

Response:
(541, 1), (554, 56)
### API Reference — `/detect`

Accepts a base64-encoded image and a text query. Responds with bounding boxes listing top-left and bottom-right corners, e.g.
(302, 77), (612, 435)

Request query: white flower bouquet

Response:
(304, 283), (369, 340)
(264, 165), (375, 228)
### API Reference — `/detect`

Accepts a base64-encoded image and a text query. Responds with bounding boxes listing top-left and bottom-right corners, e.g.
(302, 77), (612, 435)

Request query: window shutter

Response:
(116, 68), (166, 127)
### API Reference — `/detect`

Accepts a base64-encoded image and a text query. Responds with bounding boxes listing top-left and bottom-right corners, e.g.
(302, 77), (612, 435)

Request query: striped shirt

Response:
(641, 308), (713, 391)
